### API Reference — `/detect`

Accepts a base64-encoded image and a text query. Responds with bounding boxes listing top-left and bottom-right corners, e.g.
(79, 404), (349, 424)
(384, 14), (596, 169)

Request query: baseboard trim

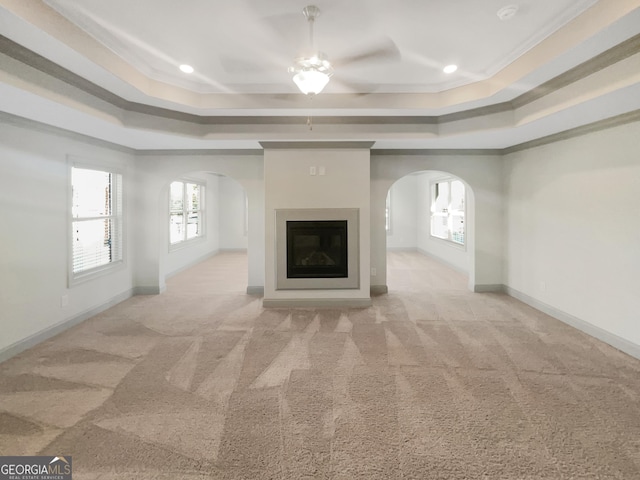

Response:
(263, 298), (372, 308)
(370, 285), (388, 295)
(133, 285), (164, 295)
(504, 285), (640, 361)
(246, 286), (264, 296)
(474, 284), (504, 293)
(0, 289), (134, 363)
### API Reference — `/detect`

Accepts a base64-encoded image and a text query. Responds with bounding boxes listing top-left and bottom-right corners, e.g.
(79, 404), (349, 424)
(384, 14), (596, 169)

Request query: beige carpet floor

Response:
(1, 251), (640, 479)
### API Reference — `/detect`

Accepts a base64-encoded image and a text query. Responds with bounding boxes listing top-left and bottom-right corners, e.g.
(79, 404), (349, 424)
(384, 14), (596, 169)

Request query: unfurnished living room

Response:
(1, 1), (639, 479)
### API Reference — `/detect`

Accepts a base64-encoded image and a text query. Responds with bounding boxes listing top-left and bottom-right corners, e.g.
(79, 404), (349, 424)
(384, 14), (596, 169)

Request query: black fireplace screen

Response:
(286, 220), (348, 278)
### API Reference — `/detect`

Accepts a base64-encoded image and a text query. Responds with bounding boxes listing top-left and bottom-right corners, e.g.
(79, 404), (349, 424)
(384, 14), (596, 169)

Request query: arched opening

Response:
(159, 171), (250, 293)
(384, 170), (475, 292)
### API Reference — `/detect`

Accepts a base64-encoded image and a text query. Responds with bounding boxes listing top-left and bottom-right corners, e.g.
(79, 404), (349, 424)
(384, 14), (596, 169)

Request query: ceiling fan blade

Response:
(329, 76), (379, 95)
(334, 37), (401, 68)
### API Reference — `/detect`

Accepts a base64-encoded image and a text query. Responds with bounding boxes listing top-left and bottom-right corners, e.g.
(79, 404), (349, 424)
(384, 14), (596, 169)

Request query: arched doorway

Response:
(160, 171), (250, 293)
(384, 170), (474, 292)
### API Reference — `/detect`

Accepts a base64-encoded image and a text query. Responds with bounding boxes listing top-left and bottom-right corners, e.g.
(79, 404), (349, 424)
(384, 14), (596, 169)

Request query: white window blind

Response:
(430, 178), (465, 245)
(71, 167), (123, 278)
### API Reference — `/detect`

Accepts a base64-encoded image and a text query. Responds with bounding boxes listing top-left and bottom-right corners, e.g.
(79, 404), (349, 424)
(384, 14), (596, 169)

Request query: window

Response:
(71, 166), (123, 281)
(170, 180), (204, 245)
(430, 178), (465, 245)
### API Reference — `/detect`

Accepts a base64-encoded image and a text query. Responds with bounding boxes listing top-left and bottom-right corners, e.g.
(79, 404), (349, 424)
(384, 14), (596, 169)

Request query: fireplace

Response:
(287, 220), (348, 279)
(276, 209), (359, 290)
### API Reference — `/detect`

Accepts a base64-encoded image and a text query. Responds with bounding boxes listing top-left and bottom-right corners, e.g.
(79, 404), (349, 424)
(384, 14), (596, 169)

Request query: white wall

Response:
(0, 117), (135, 355)
(219, 175), (249, 250)
(504, 121), (640, 349)
(386, 174), (418, 249)
(263, 147), (371, 303)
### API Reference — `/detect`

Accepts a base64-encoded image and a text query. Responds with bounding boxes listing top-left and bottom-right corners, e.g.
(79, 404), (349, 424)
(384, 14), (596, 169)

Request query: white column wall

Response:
(263, 147), (371, 302)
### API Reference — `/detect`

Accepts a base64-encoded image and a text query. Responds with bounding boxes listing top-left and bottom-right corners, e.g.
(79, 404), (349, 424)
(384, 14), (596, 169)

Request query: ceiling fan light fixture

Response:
(293, 68), (331, 95)
(289, 51), (334, 95)
(290, 5), (335, 95)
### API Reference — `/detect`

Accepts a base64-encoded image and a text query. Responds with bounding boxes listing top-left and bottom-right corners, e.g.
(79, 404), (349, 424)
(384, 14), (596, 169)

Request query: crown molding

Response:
(1, 31), (638, 128)
(260, 141), (376, 150)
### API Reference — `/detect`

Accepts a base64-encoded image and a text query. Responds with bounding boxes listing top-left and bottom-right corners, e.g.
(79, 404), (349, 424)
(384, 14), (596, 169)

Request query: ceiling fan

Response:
(288, 5), (333, 95)
(287, 5), (400, 96)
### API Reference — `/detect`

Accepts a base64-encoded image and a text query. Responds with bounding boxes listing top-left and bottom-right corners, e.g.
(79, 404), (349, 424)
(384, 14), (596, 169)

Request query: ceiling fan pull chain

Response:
(307, 94), (315, 130)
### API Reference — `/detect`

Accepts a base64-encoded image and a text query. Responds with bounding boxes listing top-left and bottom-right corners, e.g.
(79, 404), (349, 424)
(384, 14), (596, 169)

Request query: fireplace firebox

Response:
(275, 208), (359, 290)
(286, 220), (348, 279)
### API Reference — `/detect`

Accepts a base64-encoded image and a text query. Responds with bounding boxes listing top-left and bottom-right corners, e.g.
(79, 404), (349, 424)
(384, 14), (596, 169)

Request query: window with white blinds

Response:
(71, 166), (123, 281)
(430, 178), (465, 245)
(169, 180), (204, 246)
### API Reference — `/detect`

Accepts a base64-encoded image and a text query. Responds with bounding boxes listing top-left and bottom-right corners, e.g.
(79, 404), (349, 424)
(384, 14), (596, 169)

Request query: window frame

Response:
(68, 158), (125, 286)
(429, 177), (466, 247)
(169, 179), (206, 250)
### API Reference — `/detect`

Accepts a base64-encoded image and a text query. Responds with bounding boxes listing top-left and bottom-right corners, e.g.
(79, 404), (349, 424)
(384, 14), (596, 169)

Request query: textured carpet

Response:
(1, 251), (640, 479)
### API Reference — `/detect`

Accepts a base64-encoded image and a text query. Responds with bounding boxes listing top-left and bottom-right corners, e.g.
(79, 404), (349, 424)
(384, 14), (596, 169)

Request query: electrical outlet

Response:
(540, 281), (546, 292)
(319, 166), (326, 176)
(60, 295), (69, 307)
(371, 267), (377, 276)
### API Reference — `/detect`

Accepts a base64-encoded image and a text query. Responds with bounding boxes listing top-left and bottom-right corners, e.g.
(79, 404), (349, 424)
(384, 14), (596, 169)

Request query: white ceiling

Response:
(1, 0), (639, 150)
(41, 0), (599, 94)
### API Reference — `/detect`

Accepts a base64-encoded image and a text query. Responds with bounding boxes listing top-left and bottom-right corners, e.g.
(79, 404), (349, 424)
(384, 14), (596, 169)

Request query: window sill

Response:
(69, 260), (125, 287)
(169, 235), (206, 253)
(429, 235), (466, 251)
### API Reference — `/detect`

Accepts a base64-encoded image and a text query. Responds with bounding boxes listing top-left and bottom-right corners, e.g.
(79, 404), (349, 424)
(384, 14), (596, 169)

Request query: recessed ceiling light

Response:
(443, 64), (458, 74)
(179, 64), (194, 74)
(497, 4), (519, 21)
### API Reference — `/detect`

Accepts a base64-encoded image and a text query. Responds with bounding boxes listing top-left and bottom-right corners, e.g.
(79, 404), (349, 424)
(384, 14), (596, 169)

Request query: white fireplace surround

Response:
(276, 208), (360, 290)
